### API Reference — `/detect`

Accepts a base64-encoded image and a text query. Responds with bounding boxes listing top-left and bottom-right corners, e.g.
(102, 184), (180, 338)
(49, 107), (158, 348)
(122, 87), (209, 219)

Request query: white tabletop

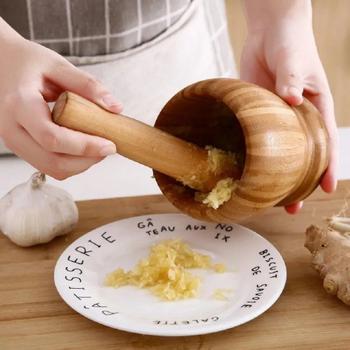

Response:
(0, 128), (349, 201)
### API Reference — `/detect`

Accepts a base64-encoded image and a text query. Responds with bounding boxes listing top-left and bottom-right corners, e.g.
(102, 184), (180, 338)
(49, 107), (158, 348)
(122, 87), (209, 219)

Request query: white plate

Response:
(54, 213), (286, 336)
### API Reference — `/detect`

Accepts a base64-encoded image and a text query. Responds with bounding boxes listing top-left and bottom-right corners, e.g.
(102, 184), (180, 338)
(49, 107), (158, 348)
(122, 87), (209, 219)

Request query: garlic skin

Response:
(0, 172), (78, 247)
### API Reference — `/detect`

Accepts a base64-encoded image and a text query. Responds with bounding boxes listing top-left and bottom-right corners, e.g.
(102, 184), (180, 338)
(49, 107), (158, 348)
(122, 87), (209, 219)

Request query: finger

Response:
(275, 51), (304, 106)
(41, 79), (64, 102)
(4, 123), (104, 180)
(47, 58), (122, 113)
(284, 201), (303, 215)
(321, 162), (337, 193)
(17, 96), (117, 157)
(307, 92), (338, 192)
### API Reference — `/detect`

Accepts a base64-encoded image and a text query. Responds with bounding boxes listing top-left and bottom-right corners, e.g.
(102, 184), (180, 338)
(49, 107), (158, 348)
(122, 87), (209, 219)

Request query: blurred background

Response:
(225, 0), (349, 127)
(0, 0), (349, 201)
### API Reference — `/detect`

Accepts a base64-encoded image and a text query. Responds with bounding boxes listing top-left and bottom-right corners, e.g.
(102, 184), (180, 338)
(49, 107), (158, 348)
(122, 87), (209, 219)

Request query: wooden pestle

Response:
(52, 92), (241, 193)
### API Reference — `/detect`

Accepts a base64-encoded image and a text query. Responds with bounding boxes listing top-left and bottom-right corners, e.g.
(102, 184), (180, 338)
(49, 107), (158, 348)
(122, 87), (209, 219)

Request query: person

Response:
(0, 0), (338, 214)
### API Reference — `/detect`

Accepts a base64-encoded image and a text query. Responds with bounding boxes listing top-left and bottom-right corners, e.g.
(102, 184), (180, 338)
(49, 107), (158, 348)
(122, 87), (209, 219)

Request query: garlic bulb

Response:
(0, 172), (78, 247)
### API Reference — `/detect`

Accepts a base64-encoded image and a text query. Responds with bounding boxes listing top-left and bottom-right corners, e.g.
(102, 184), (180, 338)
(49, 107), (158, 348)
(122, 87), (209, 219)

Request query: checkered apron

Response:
(0, 0), (237, 153)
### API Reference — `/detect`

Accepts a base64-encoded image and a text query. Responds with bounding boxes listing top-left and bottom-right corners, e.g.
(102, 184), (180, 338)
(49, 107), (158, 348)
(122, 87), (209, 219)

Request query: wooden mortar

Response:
(52, 78), (329, 223)
(154, 78), (329, 222)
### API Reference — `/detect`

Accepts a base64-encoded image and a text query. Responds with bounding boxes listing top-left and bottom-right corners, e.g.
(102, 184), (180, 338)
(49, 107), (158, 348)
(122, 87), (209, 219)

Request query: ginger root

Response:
(305, 218), (350, 306)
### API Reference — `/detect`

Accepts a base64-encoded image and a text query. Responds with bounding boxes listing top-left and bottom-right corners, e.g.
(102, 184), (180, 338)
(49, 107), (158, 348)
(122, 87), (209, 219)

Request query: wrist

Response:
(243, 0), (312, 34)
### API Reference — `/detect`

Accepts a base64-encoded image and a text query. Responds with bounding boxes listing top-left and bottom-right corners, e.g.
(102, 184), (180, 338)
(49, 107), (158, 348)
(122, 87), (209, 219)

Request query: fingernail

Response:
(331, 178), (337, 192)
(99, 143), (116, 156)
(329, 171), (338, 192)
(102, 94), (122, 109)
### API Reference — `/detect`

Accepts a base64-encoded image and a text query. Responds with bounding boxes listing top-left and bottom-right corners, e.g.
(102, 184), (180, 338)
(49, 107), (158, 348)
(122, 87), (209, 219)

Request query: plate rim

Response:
(54, 213), (287, 336)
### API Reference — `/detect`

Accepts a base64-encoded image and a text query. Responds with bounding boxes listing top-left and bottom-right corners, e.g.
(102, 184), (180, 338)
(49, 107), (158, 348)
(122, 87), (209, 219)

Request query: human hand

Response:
(241, 0), (338, 214)
(0, 21), (122, 180)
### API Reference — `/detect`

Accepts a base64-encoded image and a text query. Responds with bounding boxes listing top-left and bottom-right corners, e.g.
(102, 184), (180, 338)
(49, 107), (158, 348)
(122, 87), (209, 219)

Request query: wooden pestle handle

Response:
(52, 92), (240, 192)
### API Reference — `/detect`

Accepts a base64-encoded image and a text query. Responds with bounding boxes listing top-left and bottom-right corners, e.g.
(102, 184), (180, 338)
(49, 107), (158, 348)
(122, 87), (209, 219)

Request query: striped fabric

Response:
(0, 0), (233, 76)
(0, 0), (191, 56)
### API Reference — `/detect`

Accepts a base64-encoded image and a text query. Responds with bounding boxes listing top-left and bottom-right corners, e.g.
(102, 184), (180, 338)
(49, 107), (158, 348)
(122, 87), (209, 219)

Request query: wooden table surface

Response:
(1, 181), (350, 350)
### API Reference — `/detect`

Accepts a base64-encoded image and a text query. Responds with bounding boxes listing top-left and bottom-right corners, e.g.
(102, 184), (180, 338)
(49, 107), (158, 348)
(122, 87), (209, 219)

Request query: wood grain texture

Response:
(155, 78), (328, 222)
(1, 181), (350, 350)
(53, 81), (328, 224)
(225, 0), (350, 127)
(52, 92), (240, 193)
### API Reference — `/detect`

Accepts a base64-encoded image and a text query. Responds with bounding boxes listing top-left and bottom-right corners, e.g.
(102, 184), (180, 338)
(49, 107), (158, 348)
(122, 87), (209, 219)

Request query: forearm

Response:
(243, 0), (312, 32)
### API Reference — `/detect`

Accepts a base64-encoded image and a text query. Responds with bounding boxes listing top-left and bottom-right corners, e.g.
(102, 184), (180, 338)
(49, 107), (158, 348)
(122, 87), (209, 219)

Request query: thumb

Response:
(275, 52), (304, 106)
(48, 59), (123, 113)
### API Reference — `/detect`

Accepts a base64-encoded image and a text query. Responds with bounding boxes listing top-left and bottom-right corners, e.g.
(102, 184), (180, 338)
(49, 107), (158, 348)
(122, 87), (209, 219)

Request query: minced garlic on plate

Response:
(104, 239), (226, 301)
(212, 288), (234, 301)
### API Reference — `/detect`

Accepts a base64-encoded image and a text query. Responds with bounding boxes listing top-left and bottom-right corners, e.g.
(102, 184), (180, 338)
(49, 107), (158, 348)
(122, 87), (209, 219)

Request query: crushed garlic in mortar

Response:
(206, 146), (237, 174)
(195, 178), (237, 209)
(195, 147), (238, 209)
